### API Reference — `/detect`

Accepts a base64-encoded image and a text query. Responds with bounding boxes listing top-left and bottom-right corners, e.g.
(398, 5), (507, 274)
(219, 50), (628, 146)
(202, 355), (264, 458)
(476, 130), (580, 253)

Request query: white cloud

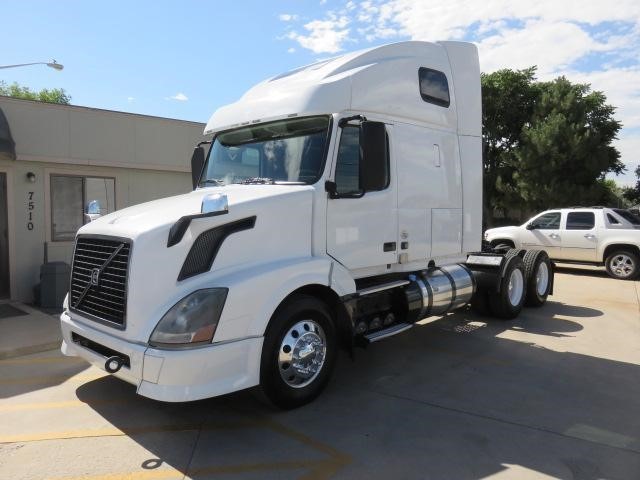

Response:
(167, 92), (188, 101)
(279, 13), (298, 22)
(281, 0), (640, 183)
(287, 14), (350, 54)
(127, 96), (135, 103)
(610, 135), (640, 186)
(287, 47), (296, 54)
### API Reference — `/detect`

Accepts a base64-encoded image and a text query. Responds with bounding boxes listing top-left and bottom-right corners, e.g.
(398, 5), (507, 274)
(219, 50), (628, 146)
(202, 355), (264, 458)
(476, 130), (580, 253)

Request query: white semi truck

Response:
(60, 41), (553, 408)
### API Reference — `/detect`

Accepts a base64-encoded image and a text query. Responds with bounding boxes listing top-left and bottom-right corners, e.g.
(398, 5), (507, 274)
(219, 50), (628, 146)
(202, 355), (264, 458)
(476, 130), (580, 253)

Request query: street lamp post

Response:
(0, 60), (64, 71)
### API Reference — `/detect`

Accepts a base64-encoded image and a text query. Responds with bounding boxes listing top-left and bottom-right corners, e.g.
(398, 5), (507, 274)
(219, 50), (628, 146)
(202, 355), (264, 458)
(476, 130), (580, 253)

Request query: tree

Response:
(0, 81), (70, 105)
(482, 69), (623, 226)
(622, 165), (640, 205)
(481, 68), (539, 225)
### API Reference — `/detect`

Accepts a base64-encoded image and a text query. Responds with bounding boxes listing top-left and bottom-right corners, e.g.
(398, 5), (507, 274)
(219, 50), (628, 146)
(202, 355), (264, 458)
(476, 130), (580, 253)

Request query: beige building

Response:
(0, 96), (206, 302)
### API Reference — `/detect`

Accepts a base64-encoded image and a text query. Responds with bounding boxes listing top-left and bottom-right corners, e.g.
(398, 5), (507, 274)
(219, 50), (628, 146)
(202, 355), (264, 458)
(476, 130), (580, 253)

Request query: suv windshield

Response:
(199, 116), (330, 187)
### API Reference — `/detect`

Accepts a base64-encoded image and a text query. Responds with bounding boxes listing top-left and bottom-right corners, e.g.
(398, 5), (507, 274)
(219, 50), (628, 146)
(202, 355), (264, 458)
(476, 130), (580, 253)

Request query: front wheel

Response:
(605, 250), (640, 280)
(260, 294), (336, 409)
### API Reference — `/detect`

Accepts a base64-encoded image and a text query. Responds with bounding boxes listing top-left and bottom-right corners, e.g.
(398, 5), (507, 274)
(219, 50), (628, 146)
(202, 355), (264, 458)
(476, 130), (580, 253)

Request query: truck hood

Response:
(72, 183), (315, 342)
(78, 184), (314, 240)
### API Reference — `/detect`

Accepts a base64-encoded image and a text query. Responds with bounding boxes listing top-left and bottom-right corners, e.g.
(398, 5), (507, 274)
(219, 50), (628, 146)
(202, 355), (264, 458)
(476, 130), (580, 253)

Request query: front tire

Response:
(605, 250), (640, 280)
(260, 294), (336, 409)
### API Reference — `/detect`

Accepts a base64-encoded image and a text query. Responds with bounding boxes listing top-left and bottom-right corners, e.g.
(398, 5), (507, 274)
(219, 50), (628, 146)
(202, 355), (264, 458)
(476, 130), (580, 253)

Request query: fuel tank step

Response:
(364, 322), (413, 343)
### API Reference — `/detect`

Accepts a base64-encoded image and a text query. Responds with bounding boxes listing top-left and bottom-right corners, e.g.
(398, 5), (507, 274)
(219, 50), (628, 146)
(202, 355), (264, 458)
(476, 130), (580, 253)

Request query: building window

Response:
(51, 175), (115, 241)
(418, 67), (450, 107)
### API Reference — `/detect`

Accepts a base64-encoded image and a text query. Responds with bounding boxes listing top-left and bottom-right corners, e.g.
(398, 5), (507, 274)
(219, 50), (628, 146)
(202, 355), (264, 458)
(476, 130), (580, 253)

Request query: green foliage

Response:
(622, 165), (640, 205)
(0, 81), (71, 105)
(482, 69), (623, 226)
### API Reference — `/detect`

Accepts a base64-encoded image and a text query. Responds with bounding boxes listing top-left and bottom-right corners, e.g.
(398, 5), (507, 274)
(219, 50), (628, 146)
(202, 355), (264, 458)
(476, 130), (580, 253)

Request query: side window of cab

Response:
(530, 212), (561, 229)
(334, 125), (390, 196)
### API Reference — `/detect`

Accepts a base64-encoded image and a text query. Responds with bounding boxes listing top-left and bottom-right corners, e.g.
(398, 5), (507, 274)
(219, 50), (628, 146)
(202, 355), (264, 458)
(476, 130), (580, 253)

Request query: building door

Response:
(0, 173), (9, 298)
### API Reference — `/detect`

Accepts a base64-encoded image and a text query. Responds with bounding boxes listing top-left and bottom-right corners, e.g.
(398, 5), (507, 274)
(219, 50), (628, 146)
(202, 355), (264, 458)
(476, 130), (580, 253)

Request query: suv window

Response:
(530, 212), (560, 229)
(606, 213), (620, 225)
(613, 208), (640, 226)
(566, 212), (595, 230)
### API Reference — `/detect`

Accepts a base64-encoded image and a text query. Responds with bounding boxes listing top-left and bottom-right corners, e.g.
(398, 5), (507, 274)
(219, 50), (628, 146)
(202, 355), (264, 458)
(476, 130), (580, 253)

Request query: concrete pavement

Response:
(0, 268), (638, 479)
(0, 302), (62, 360)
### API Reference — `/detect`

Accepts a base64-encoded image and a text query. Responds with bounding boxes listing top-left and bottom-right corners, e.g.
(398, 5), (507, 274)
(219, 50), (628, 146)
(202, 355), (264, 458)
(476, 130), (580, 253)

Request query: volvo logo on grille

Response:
(90, 268), (101, 286)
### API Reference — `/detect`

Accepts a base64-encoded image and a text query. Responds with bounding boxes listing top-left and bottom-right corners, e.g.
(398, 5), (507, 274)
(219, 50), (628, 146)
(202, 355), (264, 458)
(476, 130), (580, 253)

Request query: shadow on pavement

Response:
(73, 297), (640, 480)
(0, 353), (90, 400)
(554, 265), (610, 279)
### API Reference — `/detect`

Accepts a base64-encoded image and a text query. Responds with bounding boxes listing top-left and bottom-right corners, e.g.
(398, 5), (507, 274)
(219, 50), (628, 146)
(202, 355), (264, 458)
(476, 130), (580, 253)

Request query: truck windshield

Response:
(199, 116), (330, 186)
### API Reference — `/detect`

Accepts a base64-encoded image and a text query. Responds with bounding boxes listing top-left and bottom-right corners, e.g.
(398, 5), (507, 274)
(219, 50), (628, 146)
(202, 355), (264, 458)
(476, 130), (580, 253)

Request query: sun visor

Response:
(0, 108), (16, 161)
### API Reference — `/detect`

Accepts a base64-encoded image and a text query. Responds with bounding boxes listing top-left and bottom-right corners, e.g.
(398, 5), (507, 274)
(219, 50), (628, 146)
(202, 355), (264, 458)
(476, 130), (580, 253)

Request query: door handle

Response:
(548, 233), (559, 239)
(584, 233), (596, 239)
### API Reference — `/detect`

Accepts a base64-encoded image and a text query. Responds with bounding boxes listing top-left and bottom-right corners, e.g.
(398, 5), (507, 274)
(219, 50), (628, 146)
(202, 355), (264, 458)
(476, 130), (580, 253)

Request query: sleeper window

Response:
(418, 68), (450, 107)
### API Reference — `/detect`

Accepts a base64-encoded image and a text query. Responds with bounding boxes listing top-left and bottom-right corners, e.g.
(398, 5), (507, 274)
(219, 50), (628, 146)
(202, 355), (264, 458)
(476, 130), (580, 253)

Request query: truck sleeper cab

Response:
(60, 41), (553, 409)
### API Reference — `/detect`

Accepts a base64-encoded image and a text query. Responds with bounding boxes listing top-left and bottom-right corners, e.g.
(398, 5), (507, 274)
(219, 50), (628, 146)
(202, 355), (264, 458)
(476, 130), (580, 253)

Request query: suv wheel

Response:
(605, 250), (640, 280)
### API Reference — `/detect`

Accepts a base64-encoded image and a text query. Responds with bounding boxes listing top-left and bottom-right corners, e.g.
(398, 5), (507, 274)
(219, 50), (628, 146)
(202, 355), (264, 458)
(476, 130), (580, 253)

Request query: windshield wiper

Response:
(238, 177), (274, 184)
(236, 177), (306, 185)
(200, 178), (225, 186)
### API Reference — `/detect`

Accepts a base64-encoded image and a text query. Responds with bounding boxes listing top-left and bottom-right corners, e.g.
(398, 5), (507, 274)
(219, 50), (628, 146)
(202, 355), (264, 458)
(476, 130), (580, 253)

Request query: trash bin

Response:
(37, 262), (71, 309)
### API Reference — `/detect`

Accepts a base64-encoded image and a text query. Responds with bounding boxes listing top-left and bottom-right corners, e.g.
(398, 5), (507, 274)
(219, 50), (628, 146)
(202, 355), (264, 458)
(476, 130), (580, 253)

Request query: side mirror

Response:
(360, 121), (388, 192)
(84, 200), (101, 223)
(526, 223), (536, 230)
(191, 146), (206, 189)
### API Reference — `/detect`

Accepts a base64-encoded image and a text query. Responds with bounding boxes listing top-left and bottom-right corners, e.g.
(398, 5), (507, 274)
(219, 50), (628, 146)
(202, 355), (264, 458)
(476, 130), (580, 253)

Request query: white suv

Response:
(485, 208), (640, 280)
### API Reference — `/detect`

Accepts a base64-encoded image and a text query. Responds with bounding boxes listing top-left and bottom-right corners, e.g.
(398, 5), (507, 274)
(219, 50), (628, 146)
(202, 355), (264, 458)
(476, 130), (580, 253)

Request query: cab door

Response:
(520, 211), (563, 258)
(559, 211), (598, 261)
(326, 121), (397, 272)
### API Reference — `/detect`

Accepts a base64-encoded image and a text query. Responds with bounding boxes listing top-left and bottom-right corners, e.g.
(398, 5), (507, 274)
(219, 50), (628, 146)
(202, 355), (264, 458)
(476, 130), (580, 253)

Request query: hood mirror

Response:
(84, 200), (102, 223)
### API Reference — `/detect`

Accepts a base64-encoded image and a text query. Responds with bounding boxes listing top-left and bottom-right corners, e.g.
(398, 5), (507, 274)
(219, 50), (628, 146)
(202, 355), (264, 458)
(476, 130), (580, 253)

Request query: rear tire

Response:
(605, 250), (640, 280)
(523, 250), (552, 307)
(489, 256), (527, 320)
(260, 294), (336, 409)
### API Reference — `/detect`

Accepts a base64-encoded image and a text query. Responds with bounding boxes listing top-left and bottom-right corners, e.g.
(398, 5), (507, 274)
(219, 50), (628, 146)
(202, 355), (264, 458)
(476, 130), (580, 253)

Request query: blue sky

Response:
(2, 0), (640, 184)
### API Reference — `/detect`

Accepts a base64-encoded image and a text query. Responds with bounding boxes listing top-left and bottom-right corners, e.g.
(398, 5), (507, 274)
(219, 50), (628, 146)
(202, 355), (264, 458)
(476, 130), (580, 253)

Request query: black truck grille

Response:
(70, 236), (131, 328)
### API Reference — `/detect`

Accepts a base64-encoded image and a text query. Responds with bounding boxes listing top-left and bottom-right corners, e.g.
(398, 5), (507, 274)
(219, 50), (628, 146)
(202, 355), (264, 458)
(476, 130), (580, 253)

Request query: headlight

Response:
(149, 288), (228, 347)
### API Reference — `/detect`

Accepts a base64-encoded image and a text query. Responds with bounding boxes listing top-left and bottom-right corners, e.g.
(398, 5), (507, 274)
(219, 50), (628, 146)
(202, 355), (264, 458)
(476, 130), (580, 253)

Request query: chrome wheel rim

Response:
(611, 254), (635, 278)
(278, 320), (326, 389)
(508, 268), (524, 306)
(535, 262), (549, 296)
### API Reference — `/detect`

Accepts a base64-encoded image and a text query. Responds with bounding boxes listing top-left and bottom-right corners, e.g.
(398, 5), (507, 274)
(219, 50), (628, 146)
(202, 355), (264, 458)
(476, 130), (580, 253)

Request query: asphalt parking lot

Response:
(1, 266), (639, 480)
